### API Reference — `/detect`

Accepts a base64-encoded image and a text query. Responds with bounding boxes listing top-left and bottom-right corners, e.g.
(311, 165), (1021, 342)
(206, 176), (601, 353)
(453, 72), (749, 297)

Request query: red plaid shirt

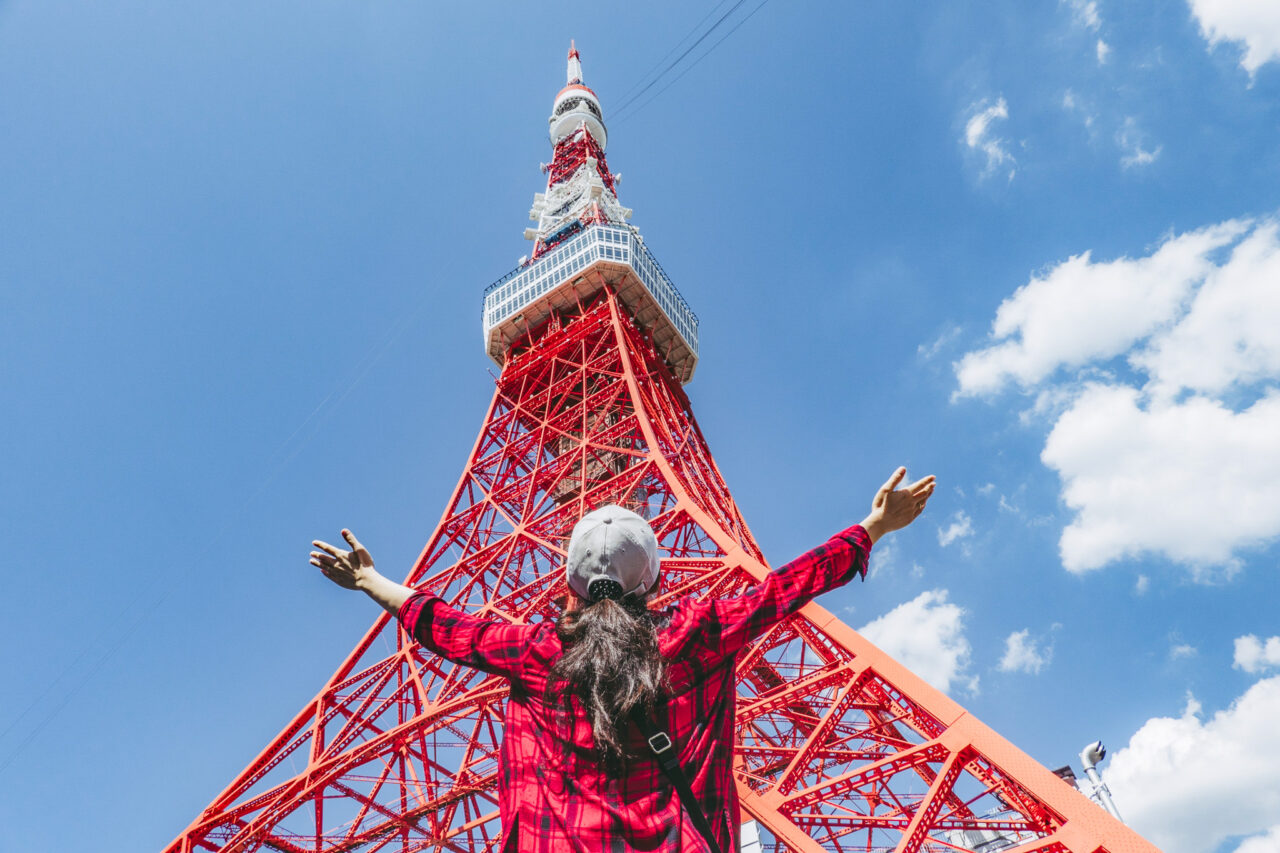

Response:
(398, 524), (871, 852)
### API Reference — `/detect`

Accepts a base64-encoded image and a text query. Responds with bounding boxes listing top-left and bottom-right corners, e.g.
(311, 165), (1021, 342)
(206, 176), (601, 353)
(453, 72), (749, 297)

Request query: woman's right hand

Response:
(860, 467), (936, 544)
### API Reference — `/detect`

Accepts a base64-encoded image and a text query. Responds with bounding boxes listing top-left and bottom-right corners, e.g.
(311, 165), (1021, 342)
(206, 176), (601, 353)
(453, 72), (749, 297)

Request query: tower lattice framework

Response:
(168, 46), (1160, 853)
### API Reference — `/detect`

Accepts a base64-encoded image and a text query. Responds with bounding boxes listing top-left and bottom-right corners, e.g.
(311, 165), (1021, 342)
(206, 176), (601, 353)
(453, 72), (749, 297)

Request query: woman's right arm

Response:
(397, 592), (541, 678)
(311, 529), (538, 678)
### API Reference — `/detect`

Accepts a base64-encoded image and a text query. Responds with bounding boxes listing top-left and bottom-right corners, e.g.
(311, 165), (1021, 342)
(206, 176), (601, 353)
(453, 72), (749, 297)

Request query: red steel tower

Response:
(168, 46), (1160, 853)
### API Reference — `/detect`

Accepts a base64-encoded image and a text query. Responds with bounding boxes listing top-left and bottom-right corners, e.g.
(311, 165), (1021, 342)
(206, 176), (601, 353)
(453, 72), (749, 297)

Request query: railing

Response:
(482, 225), (699, 355)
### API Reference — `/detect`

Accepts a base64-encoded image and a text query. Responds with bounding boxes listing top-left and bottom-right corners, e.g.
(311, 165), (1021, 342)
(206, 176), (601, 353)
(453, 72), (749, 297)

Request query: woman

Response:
(311, 467), (935, 852)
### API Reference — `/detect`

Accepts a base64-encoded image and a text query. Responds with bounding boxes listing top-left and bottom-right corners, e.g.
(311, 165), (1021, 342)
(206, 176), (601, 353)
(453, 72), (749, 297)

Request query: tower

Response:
(167, 46), (1159, 853)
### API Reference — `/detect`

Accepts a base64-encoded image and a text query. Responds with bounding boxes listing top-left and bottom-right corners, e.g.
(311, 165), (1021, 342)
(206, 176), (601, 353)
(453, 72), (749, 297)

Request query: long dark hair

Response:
(548, 592), (666, 773)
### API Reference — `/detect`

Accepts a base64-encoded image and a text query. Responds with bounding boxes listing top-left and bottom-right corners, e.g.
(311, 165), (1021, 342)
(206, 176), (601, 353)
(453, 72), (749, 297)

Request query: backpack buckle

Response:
(647, 731), (673, 754)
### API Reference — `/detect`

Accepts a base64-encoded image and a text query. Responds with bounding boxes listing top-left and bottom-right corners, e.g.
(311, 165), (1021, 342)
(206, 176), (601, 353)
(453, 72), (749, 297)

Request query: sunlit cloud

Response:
(955, 218), (1280, 576)
(1234, 634), (1280, 673)
(1106, 678), (1280, 853)
(859, 590), (979, 695)
(999, 629), (1053, 674)
(937, 511), (974, 547)
(1117, 117), (1161, 168)
(962, 97), (1016, 181)
(1188, 0), (1280, 75)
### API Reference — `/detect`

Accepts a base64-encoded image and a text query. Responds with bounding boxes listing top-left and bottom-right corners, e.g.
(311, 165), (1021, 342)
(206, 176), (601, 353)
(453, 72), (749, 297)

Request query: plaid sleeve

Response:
(709, 524), (872, 659)
(397, 593), (539, 679)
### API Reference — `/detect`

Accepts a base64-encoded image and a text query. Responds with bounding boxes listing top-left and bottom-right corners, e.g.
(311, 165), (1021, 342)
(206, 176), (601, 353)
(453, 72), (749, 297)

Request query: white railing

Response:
(482, 225), (699, 355)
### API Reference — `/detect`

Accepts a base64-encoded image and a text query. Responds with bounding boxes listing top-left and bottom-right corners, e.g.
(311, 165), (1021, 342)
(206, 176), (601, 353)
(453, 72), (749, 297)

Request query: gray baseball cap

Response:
(565, 504), (660, 601)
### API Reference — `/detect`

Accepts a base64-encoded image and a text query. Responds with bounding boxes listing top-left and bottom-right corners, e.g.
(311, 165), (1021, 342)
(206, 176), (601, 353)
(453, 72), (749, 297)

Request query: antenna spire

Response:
(567, 39), (582, 85)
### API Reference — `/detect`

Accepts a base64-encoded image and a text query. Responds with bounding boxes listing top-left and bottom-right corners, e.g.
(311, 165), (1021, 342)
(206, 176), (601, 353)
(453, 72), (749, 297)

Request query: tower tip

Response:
(566, 40), (583, 85)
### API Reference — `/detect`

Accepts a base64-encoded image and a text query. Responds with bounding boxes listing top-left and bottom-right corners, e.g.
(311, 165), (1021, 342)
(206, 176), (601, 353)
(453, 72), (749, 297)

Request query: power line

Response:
(612, 0), (738, 106)
(610, 0), (753, 118)
(614, 0), (773, 127)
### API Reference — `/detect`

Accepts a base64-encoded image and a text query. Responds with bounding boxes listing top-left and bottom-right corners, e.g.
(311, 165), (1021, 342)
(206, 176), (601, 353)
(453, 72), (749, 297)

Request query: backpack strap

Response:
(629, 706), (725, 853)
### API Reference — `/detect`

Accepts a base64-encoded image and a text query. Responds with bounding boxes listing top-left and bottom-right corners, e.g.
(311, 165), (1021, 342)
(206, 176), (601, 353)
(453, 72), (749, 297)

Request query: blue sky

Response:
(3, 2), (1279, 851)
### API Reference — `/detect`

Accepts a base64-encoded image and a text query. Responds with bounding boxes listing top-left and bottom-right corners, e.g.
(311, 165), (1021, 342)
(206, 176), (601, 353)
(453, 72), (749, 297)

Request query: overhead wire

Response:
(613, 0), (773, 128)
(611, 0), (738, 106)
(609, 0), (753, 118)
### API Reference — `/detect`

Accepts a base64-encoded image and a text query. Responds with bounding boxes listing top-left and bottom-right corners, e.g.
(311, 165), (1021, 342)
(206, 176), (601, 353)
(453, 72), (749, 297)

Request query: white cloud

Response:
(937, 511), (974, 547)
(1062, 89), (1098, 131)
(866, 538), (896, 581)
(1234, 825), (1280, 853)
(918, 324), (963, 360)
(1188, 0), (1280, 74)
(1044, 385), (1280, 573)
(1063, 0), (1102, 31)
(956, 217), (1280, 575)
(1021, 385), (1081, 425)
(954, 220), (1247, 396)
(1105, 678), (1280, 853)
(1134, 222), (1280, 398)
(1135, 574), (1150, 594)
(858, 589), (978, 694)
(1062, 0), (1109, 64)
(963, 98), (1015, 180)
(1235, 634), (1280, 673)
(1170, 643), (1198, 660)
(1117, 117), (1162, 168)
(1124, 146), (1158, 164)
(999, 629), (1052, 674)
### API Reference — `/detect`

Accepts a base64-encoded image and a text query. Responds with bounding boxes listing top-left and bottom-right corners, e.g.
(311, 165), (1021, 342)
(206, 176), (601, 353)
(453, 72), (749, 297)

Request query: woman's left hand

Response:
(860, 467), (936, 543)
(310, 529), (376, 591)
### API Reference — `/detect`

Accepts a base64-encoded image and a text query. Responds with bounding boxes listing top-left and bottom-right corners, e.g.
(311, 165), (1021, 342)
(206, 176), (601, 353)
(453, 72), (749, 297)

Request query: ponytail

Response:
(548, 593), (666, 774)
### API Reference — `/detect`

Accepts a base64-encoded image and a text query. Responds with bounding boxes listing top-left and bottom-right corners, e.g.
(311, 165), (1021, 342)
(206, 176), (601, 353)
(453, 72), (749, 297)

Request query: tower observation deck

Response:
(483, 42), (699, 383)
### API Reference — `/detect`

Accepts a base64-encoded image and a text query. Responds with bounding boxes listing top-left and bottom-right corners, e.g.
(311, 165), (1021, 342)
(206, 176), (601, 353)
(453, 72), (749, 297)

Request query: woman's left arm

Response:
(311, 529), (413, 615)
